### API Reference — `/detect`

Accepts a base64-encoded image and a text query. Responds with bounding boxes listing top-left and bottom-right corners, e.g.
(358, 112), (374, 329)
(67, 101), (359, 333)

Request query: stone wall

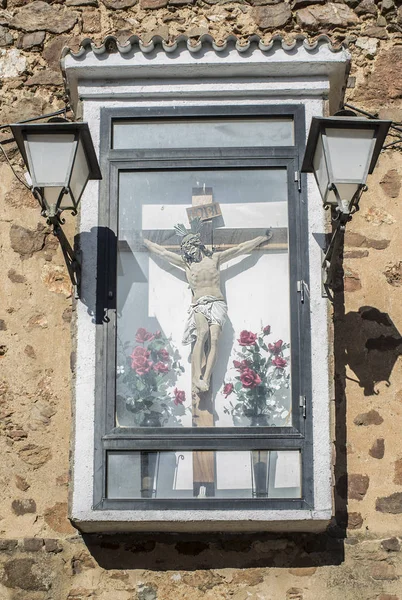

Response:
(1, 0), (402, 598)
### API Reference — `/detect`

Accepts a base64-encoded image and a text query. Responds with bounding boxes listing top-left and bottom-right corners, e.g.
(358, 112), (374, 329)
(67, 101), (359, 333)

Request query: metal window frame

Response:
(94, 104), (312, 512)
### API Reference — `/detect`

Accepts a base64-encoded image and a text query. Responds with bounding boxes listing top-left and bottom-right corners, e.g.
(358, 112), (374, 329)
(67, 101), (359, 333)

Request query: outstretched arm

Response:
(217, 230), (272, 265)
(143, 238), (185, 270)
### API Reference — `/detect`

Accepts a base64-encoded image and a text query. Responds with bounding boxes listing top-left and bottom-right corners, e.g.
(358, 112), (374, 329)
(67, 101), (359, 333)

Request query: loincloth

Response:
(182, 295), (228, 345)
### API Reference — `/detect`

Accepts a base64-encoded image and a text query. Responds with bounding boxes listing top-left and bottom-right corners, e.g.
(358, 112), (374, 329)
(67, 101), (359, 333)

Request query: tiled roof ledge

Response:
(62, 34), (350, 114)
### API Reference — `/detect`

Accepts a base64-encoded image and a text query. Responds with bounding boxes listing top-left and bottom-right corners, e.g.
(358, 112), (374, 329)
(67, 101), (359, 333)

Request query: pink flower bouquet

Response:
(223, 326), (290, 426)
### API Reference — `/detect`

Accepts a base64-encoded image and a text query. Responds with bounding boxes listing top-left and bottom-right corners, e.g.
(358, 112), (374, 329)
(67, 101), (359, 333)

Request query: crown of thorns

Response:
(174, 218), (203, 245)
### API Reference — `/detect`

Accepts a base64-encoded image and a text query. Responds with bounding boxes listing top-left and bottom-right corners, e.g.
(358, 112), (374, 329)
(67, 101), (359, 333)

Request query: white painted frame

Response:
(63, 40), (350, 532)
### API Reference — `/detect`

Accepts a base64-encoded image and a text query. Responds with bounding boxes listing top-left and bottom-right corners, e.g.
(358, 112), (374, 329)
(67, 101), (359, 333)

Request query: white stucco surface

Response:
(66, 41), (349, 532)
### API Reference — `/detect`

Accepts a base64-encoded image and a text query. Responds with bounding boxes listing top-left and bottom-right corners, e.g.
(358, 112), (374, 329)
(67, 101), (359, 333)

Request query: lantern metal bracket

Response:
(51, 220), (81, 300)
(32, 187), (81, 299)
(322, 183), (367, 300)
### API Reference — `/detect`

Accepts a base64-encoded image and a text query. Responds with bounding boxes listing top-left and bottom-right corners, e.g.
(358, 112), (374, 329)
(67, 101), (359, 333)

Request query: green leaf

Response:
(234, 381), (242, 392)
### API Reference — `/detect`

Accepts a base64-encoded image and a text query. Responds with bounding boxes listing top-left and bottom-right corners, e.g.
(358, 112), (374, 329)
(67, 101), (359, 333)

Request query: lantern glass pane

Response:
(324, 128), (375, 183)
(69, 138), (90, 204)
(42, 186), (74, 210)
(312, 134), (329, 201)
(326, 183), (361, 206)
(25, 133), (76, 187)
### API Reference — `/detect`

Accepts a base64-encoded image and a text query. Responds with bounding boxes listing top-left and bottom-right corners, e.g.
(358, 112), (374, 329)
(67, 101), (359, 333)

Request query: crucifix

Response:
(139, 187), (287, 497)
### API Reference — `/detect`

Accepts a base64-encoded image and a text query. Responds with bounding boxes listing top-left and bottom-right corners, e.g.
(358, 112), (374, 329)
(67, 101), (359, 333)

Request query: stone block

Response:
(371, 562), (398, 580)
(354, 410), (384, 426)
(344, 267), (362, 292)
(24, 345), (36, 359)
(18, 444), (51, 468)
(364, 207), (395, 226)
(343, 249), (369, 258)
(44, 538), (63, 553)
(296, 2), (359, 31)
(23, 538), (44, 552)
(11, 498), (37, 515)
(0, 539), (18, 551)
(25, 70), (63, 86)
(67, 0), (99, 5)
(140, 0), (167, 7)
(41, 264), (71, 296)
(384, 262), (402, 287)
(376, 492), (402, 513)
(380, 0), (395, 15)
(9, 1), (79, 34)
(394, 458), (402, 484)
(381, 537), (401, 552)
(10, 223), (47, 257)
(16, 31), (45, 49)
(356, 36), (378, 58)
(8, 270), (26, 283)
(252, 3), (292, 29)
(44, 502), (76, 534)
(2, 558), (49, 591)
(357, 47), (402, 101)
(0, 47), (27, 78)
(82, 9), (101, 34)
(348, 474), (369, 501)
(363, 25), (389, 39)
(101, 0), (137, 7)
(15, 474), (30, 491)
(380, 169), (401, 198)
(0, 24), (13, 46)
(348, 512), (363, 529)
(369, 438), (385, 459)
(355, 0), (377, 16)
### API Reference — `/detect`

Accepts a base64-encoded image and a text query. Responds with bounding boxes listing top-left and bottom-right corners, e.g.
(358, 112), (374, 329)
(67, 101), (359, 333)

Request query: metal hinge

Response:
(299, 395), (307, 418)
(294, 170), (301, 192)
(297, 280), (309, 303)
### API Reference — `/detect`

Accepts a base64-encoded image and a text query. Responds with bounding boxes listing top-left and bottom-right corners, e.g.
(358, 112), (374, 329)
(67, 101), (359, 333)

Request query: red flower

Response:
(158, 348), (170, 362)
(174, 388), (186, 405)
(223, 383), (234, 398)
(130, 346), (152, 374)
(135, 327), (154, 343)
(263, 325), (271, 335)
(240, 368), (262, 389)
(238, 330), (258, 346)
(233, 359), (250, 371)
(268, 339), (283, 355)
(153, 361), (169, 374)
(272, 356), (287, 369)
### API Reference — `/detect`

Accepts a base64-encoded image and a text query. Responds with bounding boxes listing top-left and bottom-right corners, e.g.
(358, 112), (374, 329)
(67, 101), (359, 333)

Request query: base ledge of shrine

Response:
(70, 509), (332, 533)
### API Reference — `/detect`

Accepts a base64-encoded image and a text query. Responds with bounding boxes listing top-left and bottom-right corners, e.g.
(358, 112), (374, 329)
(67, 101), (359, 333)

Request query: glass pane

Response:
(113, 118), (294, 149)
(69, 138), (90, 205)
(107, 450), (301, 499)
(313, 134), (329, 201)
(116, 168), (292, 428)
(25, 133), (75, 186)
(324, 128), (375, 182)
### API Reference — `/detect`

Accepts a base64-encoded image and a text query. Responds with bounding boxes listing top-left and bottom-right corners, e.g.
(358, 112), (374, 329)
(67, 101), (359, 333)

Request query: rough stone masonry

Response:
(1, 0), (402, 599)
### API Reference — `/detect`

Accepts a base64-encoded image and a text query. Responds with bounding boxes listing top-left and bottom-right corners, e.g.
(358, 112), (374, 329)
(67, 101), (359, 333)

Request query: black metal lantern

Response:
(302, 115), (391, 216)
(10, 120), (101, 223)
(301, 113), (391, 297)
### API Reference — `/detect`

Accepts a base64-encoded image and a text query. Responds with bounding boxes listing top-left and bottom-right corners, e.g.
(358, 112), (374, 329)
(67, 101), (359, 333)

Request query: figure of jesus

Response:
(143, 224), (271, 393)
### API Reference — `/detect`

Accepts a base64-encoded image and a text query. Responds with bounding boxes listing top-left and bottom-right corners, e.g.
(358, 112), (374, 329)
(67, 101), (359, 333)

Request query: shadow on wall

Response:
(82, 530), (345, 570)
(341, 306), (402, 396)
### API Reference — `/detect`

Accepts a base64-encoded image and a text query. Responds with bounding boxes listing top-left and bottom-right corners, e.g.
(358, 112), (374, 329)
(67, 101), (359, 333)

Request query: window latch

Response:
(294, 170), (301, 192)
(297, 280), (309, 304)
(299, 395), (307, 418)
